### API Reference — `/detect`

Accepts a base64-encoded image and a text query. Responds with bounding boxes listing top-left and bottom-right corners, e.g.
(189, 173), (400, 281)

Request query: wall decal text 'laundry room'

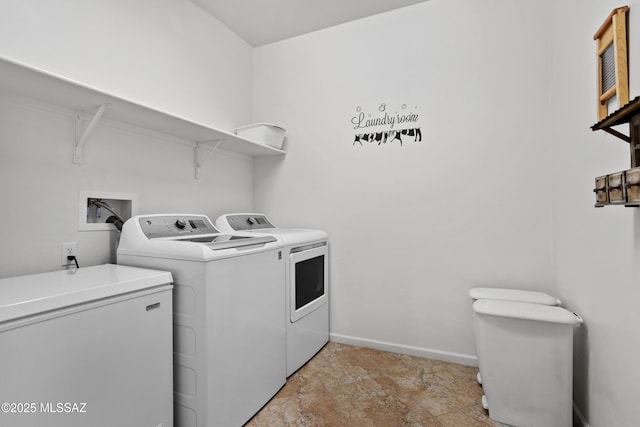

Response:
(351, 103), (421, 147)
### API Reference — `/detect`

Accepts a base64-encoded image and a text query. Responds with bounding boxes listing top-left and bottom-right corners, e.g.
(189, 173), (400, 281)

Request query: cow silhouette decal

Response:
(353, 128), (422, 147)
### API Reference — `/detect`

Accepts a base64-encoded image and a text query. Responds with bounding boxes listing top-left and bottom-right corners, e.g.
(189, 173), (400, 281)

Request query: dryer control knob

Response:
(175, 219), (187, 229)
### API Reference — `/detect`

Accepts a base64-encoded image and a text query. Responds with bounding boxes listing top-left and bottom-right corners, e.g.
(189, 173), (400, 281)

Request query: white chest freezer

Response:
(0, 264), (173, 427)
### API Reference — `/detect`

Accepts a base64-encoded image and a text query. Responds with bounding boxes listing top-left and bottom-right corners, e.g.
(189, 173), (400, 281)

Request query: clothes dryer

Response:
(117, 214), (285, 427)
(215, 213), (329, 377)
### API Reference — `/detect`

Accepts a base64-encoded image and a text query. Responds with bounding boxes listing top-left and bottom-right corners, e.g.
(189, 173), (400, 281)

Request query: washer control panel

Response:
(138, 215), (219, 238)
(222, 214), (274, 231)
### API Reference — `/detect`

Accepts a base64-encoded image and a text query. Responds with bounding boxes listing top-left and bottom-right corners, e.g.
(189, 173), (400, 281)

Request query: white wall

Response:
(253, 0), (554, 362)
(550, 0), (640, 425)
(0, 0), (255, 278)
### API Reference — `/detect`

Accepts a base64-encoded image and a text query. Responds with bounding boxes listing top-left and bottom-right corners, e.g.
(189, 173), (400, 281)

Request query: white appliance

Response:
(117, 214), (285, 427)
(215, 213), (329, 377)
(0, 264), (173, 427)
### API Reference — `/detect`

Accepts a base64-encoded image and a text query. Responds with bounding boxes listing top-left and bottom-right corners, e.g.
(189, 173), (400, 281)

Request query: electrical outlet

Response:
(61, 242), (77, 266)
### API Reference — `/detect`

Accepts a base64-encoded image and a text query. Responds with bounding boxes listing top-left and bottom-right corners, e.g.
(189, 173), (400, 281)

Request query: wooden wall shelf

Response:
(592, 95), (640, 142)
(592, 97), (640, 207)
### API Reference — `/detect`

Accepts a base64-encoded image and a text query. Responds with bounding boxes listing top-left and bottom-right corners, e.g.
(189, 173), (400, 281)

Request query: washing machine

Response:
(117, 214), (285, 427)
(215, 213), (329, 377)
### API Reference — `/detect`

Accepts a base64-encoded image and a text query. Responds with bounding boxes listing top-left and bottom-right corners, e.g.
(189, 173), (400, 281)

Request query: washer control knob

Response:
(246, 217), (255, 226)
(175, 219), (187, 229)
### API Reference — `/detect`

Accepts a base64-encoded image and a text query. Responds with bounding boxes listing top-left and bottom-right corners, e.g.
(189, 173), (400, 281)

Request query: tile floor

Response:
(245, 342), (506, 426)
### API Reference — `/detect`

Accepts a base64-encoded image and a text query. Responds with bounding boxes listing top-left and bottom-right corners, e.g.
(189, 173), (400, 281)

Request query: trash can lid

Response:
(473, 299), (583, 325)
(469, 287), (561, 305)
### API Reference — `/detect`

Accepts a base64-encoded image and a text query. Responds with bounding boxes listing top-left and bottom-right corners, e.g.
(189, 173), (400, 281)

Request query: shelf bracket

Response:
(601, 126), (631, 143)
(74, 103), (110, 164)
(194, 139), (223, 179)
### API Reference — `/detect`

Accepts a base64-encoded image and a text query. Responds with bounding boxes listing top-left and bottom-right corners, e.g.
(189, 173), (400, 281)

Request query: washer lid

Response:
(0, 264), (172, 323)
(176, 234), (277, 250)
(469, 287), (561, 305)
(473, 299), (583, 325)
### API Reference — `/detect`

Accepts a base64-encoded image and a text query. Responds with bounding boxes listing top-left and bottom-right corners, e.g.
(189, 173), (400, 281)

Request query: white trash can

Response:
(469, 287), (561, 384)
(473, 299), (583, 427)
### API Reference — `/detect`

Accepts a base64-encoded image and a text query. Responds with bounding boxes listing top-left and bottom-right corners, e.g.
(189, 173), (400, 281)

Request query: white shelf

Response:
(0, 56), (286, 160)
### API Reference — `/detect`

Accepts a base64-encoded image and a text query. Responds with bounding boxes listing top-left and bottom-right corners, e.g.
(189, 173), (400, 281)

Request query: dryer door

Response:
(290, 244), (328, 322)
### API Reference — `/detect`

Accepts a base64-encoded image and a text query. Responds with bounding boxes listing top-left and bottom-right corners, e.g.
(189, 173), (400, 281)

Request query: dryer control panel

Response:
(138, 215), (219, 238)
(222, 214), (274, 231)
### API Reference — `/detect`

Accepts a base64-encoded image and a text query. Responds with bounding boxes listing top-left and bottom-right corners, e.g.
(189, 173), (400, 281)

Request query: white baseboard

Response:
(329, 333), (477, 367)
